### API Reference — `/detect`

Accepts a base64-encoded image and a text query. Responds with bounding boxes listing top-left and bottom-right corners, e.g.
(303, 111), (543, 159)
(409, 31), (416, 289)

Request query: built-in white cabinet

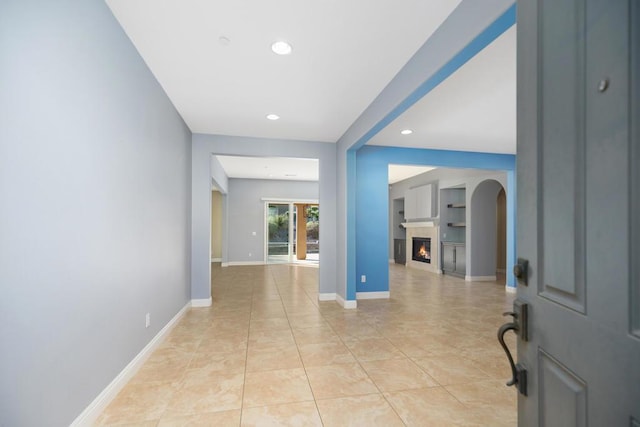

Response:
(404, 184), (433, 220)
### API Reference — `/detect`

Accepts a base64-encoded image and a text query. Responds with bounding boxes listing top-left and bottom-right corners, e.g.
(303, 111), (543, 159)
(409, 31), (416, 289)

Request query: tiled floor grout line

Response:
(97, 263), (516, 426)
(272, 265), (329, 426)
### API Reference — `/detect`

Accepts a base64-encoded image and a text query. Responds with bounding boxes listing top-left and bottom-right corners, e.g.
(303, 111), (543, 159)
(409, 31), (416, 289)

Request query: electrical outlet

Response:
(249, 252), (252, 257)
(145, 313), (150, 328)
(361, 275), (366, 283)
(252, 231), (256, 236)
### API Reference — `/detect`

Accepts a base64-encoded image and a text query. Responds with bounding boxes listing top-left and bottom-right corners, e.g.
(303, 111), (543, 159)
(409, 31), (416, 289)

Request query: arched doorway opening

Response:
(468, 179), (507, 283)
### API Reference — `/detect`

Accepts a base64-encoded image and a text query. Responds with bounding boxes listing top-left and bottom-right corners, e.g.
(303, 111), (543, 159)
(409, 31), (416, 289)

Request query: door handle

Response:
(513, 258), (529, 286)
(497, 301), (528, 396)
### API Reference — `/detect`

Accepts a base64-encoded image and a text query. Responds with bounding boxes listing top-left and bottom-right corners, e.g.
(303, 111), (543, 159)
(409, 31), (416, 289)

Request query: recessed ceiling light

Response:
(271, 41), (292, 55)
(400, 129), (413, 135)
(266, 114), (280, 121)
(218, 36), (231, 46)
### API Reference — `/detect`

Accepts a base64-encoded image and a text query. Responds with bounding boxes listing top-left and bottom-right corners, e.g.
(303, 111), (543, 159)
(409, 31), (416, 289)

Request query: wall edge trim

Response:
(336, 294), (357, 309)
(356, 291), (390, 300)
(70, 302), (191, 426)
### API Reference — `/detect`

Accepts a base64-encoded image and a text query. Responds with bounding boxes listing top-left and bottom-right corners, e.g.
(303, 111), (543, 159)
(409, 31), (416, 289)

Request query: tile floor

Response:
(97, 263), (517, 426)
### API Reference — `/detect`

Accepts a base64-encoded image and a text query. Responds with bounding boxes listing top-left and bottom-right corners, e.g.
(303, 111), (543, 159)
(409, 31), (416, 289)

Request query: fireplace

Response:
(412, 237), (431, 263)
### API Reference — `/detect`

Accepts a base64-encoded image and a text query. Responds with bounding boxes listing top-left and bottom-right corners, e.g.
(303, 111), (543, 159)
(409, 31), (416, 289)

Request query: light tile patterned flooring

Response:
(97, 263), (517, 426)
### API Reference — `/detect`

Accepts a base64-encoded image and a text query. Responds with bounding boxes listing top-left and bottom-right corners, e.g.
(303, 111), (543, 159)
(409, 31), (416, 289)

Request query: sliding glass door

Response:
(267, 203), (294, 263)
(266, 202), (319, 264)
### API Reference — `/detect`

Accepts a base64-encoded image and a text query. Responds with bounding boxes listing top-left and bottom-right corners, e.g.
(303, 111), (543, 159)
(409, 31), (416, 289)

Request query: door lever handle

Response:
(497, 321), (519, 387)
(497, 300), (529, 396)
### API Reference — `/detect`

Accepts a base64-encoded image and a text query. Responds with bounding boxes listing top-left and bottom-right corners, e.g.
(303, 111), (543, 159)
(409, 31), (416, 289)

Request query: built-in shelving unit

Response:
(447, 222), (466, 227)
(440, 187), (466, 243)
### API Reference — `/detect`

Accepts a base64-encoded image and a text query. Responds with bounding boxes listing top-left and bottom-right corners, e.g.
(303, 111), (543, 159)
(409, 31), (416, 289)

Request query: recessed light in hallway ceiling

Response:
(271, 41), (292, 55)
(266, 114), (280, 121)
(401, 129), (413, 135)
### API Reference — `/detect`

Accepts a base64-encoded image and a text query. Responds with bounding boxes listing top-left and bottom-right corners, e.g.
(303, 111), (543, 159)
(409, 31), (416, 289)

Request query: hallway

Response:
(97, 263), (517, 426)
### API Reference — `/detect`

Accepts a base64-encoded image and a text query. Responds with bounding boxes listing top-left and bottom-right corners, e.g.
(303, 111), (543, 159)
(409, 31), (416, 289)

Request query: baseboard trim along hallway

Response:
(70, 302), (191, 427)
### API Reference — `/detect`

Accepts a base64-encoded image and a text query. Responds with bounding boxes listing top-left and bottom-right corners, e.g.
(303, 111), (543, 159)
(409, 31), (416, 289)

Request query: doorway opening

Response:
(266, 202), (319, 265)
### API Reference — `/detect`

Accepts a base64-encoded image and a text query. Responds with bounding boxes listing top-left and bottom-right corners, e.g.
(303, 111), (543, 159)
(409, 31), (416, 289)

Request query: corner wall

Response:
(355, 146), (516, 294)
(0, 1), (192, 425)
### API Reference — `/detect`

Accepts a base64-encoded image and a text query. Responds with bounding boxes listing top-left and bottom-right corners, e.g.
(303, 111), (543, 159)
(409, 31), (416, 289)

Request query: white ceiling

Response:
(106, 1), (516, 181)
(215, 156), (318, 181)
(367, 26), (516, 153)
(388, 165), (436, 184)
(106, 0), (462, 142)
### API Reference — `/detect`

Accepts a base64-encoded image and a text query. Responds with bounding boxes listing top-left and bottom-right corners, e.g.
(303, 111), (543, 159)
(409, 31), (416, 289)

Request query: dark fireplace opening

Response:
(412, 237), (431, 264)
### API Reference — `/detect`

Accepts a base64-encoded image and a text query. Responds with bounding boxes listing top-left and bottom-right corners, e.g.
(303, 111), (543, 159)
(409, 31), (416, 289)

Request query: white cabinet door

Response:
(405, 184), (432, 220)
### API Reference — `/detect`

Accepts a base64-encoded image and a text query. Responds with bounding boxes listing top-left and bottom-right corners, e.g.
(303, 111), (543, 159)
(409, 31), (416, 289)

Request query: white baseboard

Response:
(210, 258), (222, 262)
(226, 261), (265, 266)
(221, 262), (229, 267)
(505, 285), (517, 294)
(318, 293), (336, 301)
(191, 297), (212, 307)
(356, 291), (390, 300)
(336, 294), (357, 309)
(70, 302), (191, 427)
(465, 275), (497, 282)
(388, 259), (394, 264)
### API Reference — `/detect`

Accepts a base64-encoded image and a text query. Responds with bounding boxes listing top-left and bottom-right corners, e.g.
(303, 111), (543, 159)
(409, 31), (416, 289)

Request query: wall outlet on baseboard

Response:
(145, 313), (150, 328)
(361, 275), (366, 283)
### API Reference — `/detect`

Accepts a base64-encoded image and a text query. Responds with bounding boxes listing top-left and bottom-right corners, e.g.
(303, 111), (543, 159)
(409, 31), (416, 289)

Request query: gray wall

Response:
(469, 180), (504, 277)
(0, 1), (192, 425)
(227, 179), (319, 263)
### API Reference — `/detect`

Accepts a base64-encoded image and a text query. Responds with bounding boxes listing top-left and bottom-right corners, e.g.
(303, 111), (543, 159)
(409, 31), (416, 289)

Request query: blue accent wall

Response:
(343, 5), (517, 299)
(346, 150), (358, 300)
(355, 151), (390, 292)
(355, 146), (516, 294)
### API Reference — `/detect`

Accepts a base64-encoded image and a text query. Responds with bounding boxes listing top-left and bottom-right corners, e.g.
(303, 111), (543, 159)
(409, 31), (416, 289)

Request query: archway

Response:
(468, 179), (506, 282)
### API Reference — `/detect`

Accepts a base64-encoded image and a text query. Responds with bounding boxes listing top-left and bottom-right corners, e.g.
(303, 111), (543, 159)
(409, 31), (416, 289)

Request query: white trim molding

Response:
(465, 275), (497, 282)
(226, 261), (265, 266)
(221, 262), (229, 267)
(401, 221), (437, 228)
(318, 293), (337, 301)
(210, 257), (222, 262)
(505, 285), (517, 294)
(191, 297), (212, 307)
(388, 258), (395, 264)
(356, 291), (390, 300)
(336, 294), (357, 309)
(261, 197), (319, 204)
(70, 302), (191, 427)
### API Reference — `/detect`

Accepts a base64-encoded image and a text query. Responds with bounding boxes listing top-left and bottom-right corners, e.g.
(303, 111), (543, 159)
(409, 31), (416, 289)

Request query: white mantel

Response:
(401, 221), (437, 229)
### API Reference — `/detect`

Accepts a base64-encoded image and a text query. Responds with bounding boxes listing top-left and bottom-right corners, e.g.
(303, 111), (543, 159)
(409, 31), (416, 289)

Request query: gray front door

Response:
(515, 0), (640, 425)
